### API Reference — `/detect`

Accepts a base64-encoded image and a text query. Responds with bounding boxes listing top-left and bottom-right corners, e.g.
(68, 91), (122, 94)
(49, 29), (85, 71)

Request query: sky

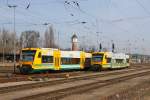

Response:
(0, 0), (150, 54)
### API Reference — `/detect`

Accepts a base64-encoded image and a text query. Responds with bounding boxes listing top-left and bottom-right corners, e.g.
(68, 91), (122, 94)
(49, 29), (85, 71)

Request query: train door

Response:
(80, 51), (85, 69)
(106, 57), (112, 68)
(32, 50), (42, 69)
(102, 54), (112, 68)
(54, 50), (61, 70)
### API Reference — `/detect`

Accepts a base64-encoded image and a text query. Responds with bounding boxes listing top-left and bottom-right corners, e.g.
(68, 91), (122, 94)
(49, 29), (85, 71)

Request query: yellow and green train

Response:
(18, 48), (91, 74)
(91, 52), (130, 71)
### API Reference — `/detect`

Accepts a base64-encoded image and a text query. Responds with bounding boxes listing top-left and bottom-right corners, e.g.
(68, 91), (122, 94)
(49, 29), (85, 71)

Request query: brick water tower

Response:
(71, 34), (78, 51)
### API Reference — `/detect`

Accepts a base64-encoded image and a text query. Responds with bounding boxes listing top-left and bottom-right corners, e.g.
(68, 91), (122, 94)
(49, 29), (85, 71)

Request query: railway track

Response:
(103, 80), (150, 100)
(0, 66), (149, 99)
(0, 64), (148, 83)
(16, 69), (150, 100)
(0, 67), (143, 94)
(0, 71), (87, 83)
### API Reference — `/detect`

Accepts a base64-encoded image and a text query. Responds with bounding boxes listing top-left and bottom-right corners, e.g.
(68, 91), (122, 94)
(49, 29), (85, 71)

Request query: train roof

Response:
(22, 48), (58, 51)
(22, 48), (92, 58)
(92, 52), (129, 59)
(112, 53), (127, 59)
(22, 48), (40, 51)
(41, 48), (58, 50)
(92, 52), (113, 55)
(61, 51), (83, 58)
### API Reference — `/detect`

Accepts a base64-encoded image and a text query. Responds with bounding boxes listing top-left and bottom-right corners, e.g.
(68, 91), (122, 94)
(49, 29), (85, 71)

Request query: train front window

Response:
(92, 54), (104, 62)
(22, 50), (36, 61)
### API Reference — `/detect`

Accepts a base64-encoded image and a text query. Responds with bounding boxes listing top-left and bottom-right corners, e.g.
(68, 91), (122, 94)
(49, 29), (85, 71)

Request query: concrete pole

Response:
(8, 5), (17, 73)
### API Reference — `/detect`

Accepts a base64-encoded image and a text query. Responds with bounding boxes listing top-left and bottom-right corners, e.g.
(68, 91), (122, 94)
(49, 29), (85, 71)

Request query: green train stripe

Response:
(61, 64), (80, 69)
(33, 64), (54, 70)
(95, 63), (129, 68)
(33, 64), (81, 70)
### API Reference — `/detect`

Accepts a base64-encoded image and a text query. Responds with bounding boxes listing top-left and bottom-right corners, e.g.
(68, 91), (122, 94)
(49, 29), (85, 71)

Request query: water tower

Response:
(71, 33), (78, 51)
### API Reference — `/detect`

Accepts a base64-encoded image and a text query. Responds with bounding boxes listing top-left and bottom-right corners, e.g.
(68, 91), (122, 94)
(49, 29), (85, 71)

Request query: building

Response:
(71, 34), (78, 51)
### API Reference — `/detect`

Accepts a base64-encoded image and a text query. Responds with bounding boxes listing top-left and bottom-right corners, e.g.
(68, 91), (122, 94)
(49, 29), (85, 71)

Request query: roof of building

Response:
(72, 34), (77, 39)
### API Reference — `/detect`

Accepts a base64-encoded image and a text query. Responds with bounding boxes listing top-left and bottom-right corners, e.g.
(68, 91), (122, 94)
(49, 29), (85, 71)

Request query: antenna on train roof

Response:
(99, 43), (102, 52)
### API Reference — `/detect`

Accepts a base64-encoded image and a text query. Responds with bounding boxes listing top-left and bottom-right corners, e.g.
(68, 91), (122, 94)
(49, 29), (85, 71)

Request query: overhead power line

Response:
(135, 0), (150, 15)
(109, 16), (150, 23)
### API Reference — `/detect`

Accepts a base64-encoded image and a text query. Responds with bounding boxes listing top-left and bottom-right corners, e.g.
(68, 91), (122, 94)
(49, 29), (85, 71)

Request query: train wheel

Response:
(95, 65), (102, 72)
(98, 67), (101, 72)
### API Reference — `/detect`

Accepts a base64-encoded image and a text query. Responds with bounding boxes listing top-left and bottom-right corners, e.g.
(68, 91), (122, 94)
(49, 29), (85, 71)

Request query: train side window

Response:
(72, 58), (80, 64)
(107, 58), (111, 63)
(61, 58), (71, 64)
(61, 58), (80, 64)
(116, 59), (123, 63)
(38, 52), (41, 58)
(42, 56), (53, 63)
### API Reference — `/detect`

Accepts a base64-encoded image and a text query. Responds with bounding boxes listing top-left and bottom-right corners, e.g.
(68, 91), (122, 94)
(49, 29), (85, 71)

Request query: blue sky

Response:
(0, 0), (150, 54)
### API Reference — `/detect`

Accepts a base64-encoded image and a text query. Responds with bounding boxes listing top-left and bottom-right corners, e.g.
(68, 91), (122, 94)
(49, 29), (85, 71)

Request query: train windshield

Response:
(92, 54), (104, 62)
(22, 50), (36, 61)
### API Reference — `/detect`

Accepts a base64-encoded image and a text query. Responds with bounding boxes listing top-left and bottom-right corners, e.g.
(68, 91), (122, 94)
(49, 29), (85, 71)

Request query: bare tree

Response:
(20, 30), (40, 48)
(0, 29), (16, 54)
(44, 26), (57, 48)
(0, 28), (20, 62)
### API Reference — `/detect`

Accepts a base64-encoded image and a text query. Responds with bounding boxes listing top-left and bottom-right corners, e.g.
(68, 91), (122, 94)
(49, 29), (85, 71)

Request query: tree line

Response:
(0, 26), (57, 54)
